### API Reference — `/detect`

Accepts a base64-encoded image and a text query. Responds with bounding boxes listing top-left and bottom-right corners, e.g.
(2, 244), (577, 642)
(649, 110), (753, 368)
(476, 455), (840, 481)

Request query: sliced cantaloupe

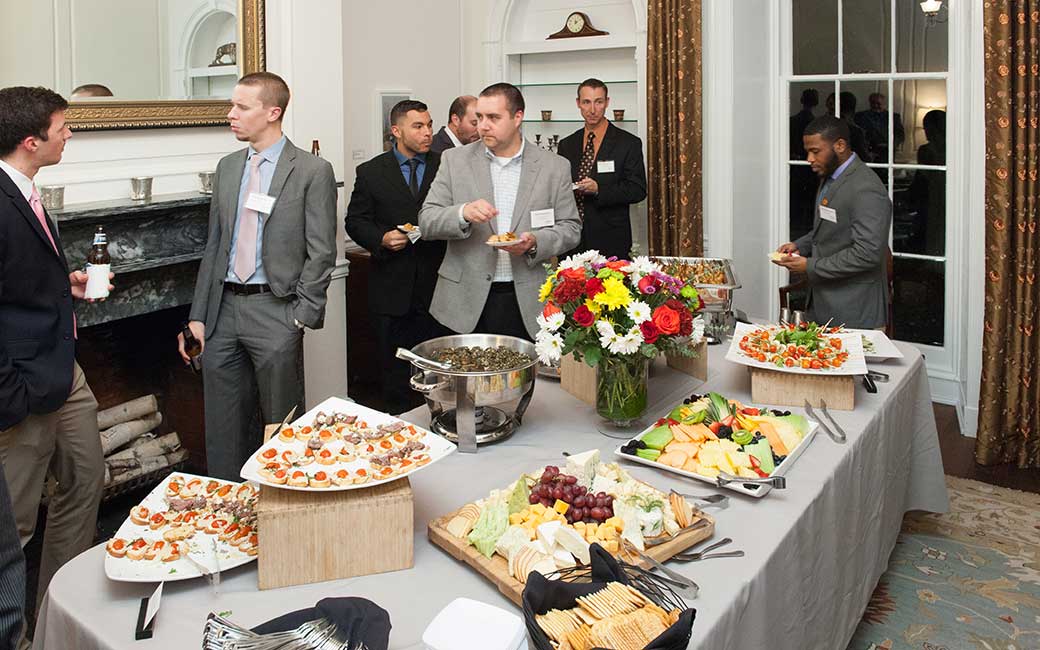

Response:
(682, 456), (700, 472)
(755, 421), (789, 456)
(670, 424), (693, 443)
(689, 423), (715, 441)
(657, 450), (690, 469)
(664, 441), (702, 457)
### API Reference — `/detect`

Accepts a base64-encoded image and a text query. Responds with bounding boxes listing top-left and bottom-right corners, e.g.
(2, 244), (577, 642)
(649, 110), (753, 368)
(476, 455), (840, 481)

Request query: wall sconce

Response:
(919, 0), (948, 25)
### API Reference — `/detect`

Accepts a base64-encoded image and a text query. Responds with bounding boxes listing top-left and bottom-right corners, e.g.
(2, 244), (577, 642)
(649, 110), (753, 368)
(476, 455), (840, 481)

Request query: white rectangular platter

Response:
(104, 472), (257, 583)
(239, 396), (455, 492)
(725, 322), (869, 376)
(849, 329), (904, 361)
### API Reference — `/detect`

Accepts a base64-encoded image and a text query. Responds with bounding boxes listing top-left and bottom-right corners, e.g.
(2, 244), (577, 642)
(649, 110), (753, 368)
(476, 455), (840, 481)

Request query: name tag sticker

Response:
(597, 160), (615, 173)
(530, 208), (555, 228)
(245, 193), (276, 214)
(819, 205), (838, 223)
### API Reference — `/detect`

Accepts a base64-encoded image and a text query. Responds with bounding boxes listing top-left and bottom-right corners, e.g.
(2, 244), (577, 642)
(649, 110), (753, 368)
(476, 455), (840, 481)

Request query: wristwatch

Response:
(525, 244), (538, 259)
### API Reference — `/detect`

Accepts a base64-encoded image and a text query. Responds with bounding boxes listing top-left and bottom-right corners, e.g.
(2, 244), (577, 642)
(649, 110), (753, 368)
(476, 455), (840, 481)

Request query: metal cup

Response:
(39, 186), (64, 211)
(779, 307), (793, 325)
(130, 177), (153, 201)
(198, 171), (215, 194)
(792, 310), (806, 326)
(541, 110), (552, 121)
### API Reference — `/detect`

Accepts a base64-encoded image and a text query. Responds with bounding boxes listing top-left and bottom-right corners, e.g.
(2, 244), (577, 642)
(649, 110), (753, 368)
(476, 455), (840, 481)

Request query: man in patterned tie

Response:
(0, 85), (109, 642)
(557, 79), (647, 261)
(180, 72), (337, 479)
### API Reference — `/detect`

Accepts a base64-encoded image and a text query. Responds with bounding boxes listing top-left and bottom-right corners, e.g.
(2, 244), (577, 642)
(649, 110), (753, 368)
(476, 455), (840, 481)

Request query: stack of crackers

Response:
(535, 582), (682, 650)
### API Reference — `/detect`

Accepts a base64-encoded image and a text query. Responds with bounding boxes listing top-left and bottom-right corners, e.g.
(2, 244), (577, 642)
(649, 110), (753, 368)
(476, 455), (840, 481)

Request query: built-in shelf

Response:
(188, 66), (237, 78)
(516, 80), (637, 88)
(503, 36), (636, 56)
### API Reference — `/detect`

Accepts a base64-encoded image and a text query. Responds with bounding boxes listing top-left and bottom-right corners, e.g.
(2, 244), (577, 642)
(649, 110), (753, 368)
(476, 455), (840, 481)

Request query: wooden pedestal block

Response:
(560, 353), (597, 406)
(749, 367), (855, 410)
(665, 340), (709, 381)
(255, 478), (414, 589)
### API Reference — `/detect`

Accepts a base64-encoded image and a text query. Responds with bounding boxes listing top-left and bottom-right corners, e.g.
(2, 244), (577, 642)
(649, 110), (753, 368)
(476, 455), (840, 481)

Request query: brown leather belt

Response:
(224, 282), (272, 295)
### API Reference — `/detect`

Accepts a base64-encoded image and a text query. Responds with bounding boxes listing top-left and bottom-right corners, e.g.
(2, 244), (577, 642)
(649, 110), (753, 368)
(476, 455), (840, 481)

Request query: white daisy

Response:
(621, 256), (660, 280)
(595, 320), (619, 349)
(535, 331), (563, 363)
(561, 249), (608, 270)
(536, 311), (565, 333)
(609, 326), (643, 355)
(689, 315), (706, 345)
(625, 300), (652, 324)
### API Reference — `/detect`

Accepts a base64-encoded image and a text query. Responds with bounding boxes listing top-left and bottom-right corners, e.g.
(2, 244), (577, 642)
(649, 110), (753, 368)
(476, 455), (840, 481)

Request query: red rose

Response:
(640, 320), (660, 343)
(585, 277), (605, 297)
(651, 305), (681, 335)
(666, 299), (694, 336)
(559, 267), (587, 281)
(553, 278), (584, 304)
(605, 260), (629, 271)
(573, 305), (595, 327)
(638, 276), (660, 295)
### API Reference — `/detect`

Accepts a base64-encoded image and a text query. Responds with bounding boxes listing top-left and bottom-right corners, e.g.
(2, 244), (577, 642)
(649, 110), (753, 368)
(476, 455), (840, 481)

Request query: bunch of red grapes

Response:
(528, 465), (615, 524)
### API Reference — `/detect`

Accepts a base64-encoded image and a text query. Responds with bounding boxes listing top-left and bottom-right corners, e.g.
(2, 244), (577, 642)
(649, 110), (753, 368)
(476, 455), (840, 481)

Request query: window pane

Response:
(793, 0), (838, 75)
(892, 80), (946, 164)
(896, 0), (948, 72)
(842, 0), (891, 73)
(841, 80), (898, 164)
(789, 165), (818, 242)
(788, 82), (832, 159)
(893, 257), (945, 346)
(893, 169), (945, 256)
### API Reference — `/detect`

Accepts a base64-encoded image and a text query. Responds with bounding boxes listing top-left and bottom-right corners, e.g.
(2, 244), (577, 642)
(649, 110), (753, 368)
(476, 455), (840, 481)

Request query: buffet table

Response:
(33, 342), (947, 650)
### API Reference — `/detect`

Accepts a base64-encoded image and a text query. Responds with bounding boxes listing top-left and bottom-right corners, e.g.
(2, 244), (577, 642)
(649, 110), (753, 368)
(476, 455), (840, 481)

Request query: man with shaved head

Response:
(431, 95), (478, 154)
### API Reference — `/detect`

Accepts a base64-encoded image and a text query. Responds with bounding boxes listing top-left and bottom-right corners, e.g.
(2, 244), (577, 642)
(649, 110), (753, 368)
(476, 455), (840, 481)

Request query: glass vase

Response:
(596, 355), (650, 434)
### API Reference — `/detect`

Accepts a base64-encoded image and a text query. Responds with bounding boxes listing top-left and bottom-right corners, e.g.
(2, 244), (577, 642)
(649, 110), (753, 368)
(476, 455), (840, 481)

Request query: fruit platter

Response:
(428, 450), (713, 605)
(104, 472), (259, 582)
(615, 392), (819, 497)
(726, 321), (868, 376)
(240, 396), (456, 491)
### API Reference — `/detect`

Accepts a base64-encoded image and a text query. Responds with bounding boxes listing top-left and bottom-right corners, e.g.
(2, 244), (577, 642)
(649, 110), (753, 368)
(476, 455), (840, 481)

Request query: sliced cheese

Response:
(564, 449), (600, 489)
(445, 515), (474, 538)
(536, 520), (562, 551)
(494, 525), (531, 560)
(552, 547), (576, 569)
(555, 525), (591, 564)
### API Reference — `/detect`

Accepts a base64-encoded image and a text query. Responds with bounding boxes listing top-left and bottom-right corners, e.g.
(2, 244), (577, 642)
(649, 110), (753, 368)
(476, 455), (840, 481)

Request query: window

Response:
(784, 0), (949, 346)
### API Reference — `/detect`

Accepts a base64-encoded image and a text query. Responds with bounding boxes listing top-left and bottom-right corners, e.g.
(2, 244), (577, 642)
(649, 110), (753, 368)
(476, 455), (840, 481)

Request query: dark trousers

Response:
(473, 283), (532, 341)
(375, 306), (448, 415)
(202, 291), (303, 480)
(0, 462), (24, 650)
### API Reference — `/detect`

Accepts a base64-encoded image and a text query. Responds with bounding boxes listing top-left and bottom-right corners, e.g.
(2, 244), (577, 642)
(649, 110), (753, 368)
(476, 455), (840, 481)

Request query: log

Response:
(99, 413), (162, 455)
(105, 432), (180, 464)
(97, 395), (159, 430)
(104, 449), (188, 488)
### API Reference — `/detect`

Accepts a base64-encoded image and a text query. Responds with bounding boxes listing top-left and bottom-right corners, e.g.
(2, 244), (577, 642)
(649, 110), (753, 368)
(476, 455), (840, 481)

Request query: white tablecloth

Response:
(33, 343), (947, 650)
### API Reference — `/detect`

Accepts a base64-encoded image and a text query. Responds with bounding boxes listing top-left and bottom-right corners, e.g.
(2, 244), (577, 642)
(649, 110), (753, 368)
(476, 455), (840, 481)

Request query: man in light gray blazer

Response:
(419, 83), (580, 339)
(178, 72), (337, 479)
(775, 115), (891, 329)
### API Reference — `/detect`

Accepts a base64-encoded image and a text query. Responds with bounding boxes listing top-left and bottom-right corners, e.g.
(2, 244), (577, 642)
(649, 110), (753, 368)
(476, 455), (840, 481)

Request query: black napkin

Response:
(522, 544), (695, 650)
(251, 596), (391, 650)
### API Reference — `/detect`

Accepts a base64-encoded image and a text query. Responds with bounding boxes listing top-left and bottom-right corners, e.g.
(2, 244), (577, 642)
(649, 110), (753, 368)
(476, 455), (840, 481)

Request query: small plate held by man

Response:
(486, 232), (519, 247)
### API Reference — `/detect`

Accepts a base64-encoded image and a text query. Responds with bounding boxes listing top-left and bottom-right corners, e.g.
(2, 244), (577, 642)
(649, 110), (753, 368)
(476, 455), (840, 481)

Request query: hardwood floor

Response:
(933, 404), (1040, 494)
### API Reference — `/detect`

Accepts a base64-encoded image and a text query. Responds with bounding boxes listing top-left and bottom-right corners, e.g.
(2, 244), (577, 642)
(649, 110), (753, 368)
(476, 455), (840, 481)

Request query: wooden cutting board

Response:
(428, 509), (714, 606)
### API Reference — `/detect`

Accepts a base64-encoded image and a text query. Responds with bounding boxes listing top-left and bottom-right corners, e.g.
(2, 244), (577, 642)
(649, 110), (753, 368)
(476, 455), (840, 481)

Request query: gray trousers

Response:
(202, 291), (303, 480)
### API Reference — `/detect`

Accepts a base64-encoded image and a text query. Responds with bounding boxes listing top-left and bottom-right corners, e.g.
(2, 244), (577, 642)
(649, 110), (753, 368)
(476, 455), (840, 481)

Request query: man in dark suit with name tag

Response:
(774, 115), (891, 329)
(557, 79), (647, 260)
(179, 72), (337, 479)
(345, 100), (446, 414)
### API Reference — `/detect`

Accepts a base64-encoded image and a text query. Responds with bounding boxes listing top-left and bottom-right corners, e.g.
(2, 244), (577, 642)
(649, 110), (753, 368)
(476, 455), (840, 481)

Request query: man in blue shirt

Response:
(346, 100), (447, 414)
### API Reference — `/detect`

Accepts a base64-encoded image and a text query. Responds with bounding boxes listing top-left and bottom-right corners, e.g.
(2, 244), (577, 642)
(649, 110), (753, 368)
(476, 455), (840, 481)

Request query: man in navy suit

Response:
(0, 86), (109, 636)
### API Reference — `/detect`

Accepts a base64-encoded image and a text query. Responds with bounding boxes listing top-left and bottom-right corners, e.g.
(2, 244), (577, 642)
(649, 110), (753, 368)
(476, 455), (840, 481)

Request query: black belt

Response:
(489, 282), (515, 294)
(224, 282), (272, 295)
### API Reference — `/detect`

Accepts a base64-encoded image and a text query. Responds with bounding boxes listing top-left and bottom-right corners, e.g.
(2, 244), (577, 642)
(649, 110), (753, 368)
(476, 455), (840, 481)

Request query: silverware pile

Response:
(202, 614), (351, 650)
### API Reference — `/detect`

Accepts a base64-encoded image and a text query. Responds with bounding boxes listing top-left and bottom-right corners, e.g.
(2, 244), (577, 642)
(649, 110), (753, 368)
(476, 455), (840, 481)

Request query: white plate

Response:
(613, 419), (820, 498)
(239, 396), (456, 492)
(725, 322), (868, 376)
(848, 329), (904, 361)
(104, 472), (257, 582)
(485, 239), (520, 248)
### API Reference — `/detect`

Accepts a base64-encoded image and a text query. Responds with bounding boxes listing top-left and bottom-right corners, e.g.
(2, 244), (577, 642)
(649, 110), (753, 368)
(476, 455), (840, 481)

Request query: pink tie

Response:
(29, 186), (58, 253)
(233, 155), (263, 282)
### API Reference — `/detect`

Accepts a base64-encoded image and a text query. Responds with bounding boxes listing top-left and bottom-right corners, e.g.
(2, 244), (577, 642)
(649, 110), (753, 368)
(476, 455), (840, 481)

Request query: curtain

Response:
(977, 1), (1040, 468)
(646, 0), (703, 256)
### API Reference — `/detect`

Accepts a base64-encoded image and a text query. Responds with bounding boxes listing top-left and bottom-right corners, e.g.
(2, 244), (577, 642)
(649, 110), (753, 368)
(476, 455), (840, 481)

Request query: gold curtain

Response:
(646, 0), (703, 256)
(977, 1), (1040, 468)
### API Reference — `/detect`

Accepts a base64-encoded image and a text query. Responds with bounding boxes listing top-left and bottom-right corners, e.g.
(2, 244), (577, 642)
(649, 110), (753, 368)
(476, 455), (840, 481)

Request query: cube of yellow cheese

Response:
(604, 540), (619, 554)
(596, 525), (617, 541)
(530, 503), (547, 515)
(553, 500), (569, 514)
(509, 513), (524, 526)
(604, 516), (624, 532)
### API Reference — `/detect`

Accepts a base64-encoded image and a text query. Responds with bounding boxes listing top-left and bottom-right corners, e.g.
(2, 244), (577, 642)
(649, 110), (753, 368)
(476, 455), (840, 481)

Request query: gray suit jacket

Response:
(793, 155), (891, 329)
(418, 139), (581, 337)
(190, 138), (337, 332)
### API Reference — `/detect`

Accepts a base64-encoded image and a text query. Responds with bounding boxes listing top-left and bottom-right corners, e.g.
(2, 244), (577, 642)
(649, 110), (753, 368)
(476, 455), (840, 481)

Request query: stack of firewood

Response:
(99, 395), (188, 488)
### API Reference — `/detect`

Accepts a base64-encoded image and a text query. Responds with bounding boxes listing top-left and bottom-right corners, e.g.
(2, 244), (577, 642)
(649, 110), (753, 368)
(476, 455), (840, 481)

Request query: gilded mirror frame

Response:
(66, 0), (265, 131)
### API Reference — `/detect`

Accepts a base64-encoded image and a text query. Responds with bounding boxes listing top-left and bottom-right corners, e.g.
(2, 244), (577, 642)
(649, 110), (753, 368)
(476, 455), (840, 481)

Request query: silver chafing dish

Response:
(652, 256), (742, 343)
(396, 334), (538, 453)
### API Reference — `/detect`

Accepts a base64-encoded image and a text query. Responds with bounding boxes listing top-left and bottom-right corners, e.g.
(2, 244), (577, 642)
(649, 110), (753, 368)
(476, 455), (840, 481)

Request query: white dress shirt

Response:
(0, 159), (34, 202)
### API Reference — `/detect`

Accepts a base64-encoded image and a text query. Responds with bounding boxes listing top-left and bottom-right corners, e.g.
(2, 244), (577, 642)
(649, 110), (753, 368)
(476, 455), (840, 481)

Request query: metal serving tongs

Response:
(715, 472), (786, 490)
(672, 537), (745, 562)
(804, 399), (846, 444)
(621, 539), (699, 599)
(669, 488), (729, 510)
(395, 347), (453, 372)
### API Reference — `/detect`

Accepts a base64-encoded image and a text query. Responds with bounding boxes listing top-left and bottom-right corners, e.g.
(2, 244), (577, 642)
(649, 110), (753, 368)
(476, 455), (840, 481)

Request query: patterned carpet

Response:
(847, 476), (1040, 650)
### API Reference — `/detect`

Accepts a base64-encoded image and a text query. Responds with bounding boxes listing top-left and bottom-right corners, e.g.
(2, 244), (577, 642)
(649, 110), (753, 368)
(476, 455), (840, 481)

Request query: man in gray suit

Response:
(178, 72), (337, 479)
(419, 83), (580, 339)
(774, 115), (891, 329)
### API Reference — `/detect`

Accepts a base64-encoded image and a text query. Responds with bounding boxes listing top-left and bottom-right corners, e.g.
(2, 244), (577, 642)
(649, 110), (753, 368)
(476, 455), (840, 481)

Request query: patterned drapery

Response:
(977, 0), (1040, 468)
(646, 0), (703, 255)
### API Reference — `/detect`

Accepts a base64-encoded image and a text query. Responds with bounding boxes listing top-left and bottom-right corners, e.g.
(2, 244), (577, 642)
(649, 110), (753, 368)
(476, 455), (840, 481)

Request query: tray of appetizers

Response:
(726, 321), (868, 376)
(104, 472), (258, 582)
(239, 396), (455, 491)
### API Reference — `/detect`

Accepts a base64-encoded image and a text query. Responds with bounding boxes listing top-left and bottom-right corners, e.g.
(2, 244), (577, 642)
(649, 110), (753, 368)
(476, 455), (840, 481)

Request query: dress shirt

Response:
(391, 146), (426, 189)
(487, 140), (524, 282)
(446, 127), (463, 148)
(818, 153), (857, 205)
(226, 135), (287, 284)
(582, 119), (610, 161)
(0, 159), (33, 202)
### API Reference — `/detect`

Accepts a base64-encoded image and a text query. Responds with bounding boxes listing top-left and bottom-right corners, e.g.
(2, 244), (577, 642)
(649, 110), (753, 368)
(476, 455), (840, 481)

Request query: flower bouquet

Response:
(535, 251), (705, 431)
